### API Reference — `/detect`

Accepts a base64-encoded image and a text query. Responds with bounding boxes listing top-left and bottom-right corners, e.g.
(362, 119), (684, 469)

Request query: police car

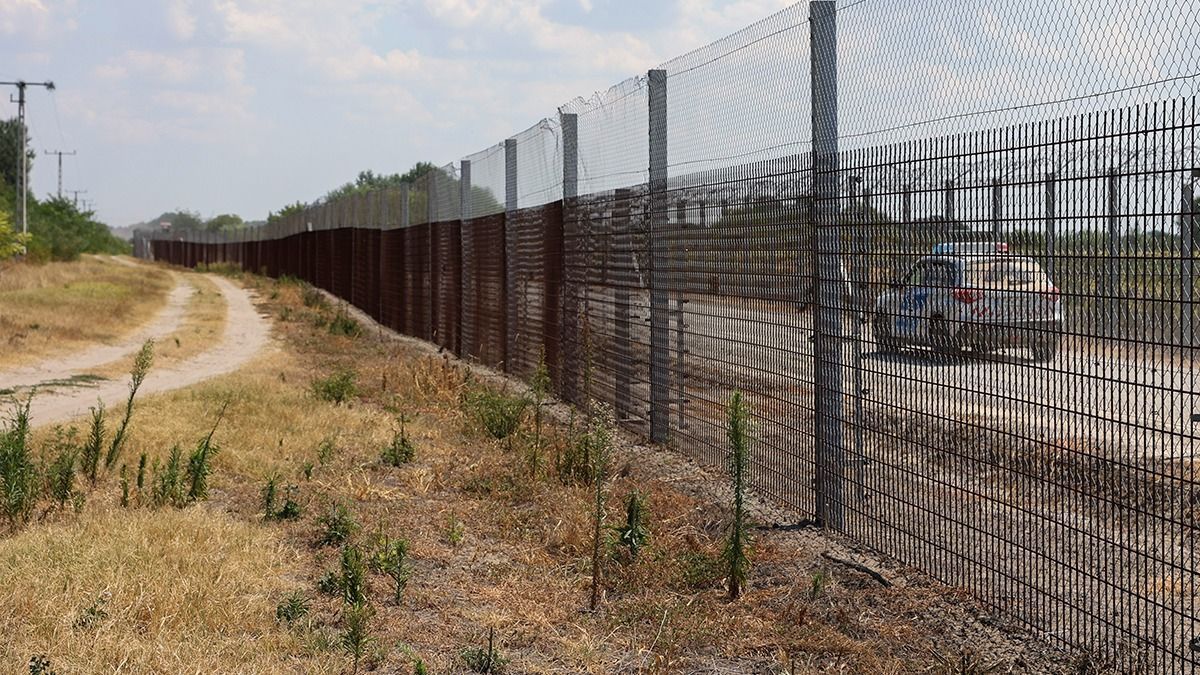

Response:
(872, 242), (1064, 361)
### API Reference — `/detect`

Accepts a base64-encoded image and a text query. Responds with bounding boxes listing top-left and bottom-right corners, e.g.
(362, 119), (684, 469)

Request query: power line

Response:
(44, 148), (76, 199)
(0, 79), (55, 252)
(67, 189), (87, 207)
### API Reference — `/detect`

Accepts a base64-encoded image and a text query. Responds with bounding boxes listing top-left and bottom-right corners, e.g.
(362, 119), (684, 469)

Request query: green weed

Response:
(316, 501), (359, 547)
(0, 395), (36, 530)
(312, 369), (357, 405)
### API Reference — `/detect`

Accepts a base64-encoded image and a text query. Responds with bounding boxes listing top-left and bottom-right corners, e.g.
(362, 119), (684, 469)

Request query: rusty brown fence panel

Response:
(433, 221), (462, 355)
(380, 229), (405, 332)
(508, 203), (564, 385)
(460, 213), (507, 369)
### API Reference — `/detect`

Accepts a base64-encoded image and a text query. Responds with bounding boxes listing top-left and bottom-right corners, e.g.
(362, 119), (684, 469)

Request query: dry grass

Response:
(2, 274), (1076, 674)
(0, 507), (322, 674)
(0, 256), (174, 370)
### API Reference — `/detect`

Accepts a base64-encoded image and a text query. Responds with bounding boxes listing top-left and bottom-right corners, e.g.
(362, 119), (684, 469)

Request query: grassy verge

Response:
(1, 274), (1075, 673)
(0, 256), (174, 370)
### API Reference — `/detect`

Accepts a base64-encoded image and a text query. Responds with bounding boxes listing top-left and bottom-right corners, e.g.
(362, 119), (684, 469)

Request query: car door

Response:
(892, 262), (932, 341)
(894, 260), (956, 343)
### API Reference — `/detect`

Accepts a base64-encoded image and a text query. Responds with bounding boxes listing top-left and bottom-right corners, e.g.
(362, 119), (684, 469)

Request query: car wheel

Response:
(873, 312), (900, 353)
(1031, 335), (1060, 362)
(930, 318), (962, 356)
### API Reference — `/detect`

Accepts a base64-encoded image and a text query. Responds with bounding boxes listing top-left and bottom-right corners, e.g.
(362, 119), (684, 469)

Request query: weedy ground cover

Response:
(0, 271), (1079, 673)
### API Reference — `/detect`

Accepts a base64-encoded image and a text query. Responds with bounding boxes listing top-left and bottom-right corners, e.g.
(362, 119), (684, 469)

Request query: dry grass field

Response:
(0, 270), (1085, 674)
(0, 257), (174, 370)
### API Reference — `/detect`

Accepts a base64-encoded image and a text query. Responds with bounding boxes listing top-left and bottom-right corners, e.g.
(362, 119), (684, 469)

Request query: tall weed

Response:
(0, 396), (36, 530)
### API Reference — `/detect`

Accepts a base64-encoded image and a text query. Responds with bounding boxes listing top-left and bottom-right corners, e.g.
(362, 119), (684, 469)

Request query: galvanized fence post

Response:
(810, 0), (846, 530)
(504, 137), (518, 373)
(648, 68), (670, 444)
(560, 111), (579, 404)
(461, 159), (472, 357)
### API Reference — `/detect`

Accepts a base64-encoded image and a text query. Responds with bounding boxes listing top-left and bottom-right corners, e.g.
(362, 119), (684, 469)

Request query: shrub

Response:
(27, 655), (56, 675)
(72, 593), (109, 630)
(316, 501), (359, 547)
(316, 437), (337, 464)
(463, 386), (527, 443)
(0, 210), (30, 261)
(262, 475), (279, 518)
(341, 603), (375, 675)
(445, 515), (465, 548)
(723, 391), (752, 601)
(301, 284), (329, 310)
(371, 534), (412, 605)
(275, 591), (310, 625)
(44, 427), (79, 509)
(312, 369), (357, 405)
(151, 445), (185, 507)
(338, 545), (368, 607)
(380, 416), (415, 467)
(612, 491), (649, 561)
(527, 352), (551, 476)
(0, 396), (36, 530)
(461, 628), (508, 674)
(80, 402), (106, 485)
(328, 307), (362, 338)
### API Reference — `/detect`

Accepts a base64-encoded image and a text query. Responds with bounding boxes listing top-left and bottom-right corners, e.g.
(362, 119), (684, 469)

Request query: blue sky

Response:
(0, 0), (795, 226)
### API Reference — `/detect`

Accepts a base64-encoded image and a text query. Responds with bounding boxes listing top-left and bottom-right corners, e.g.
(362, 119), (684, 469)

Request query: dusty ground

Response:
(0, 268), (1094, 674)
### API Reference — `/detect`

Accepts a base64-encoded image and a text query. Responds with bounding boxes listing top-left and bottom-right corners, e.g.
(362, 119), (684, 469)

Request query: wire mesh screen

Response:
(514, 118), (563, 209)
(562, 76), (649, 197)
(655, 2), (819, 514)
(464, 144), (506, 218)
(141, 1), (1199, 669)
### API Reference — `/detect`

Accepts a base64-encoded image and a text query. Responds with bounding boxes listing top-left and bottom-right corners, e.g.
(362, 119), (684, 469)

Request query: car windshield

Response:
(963, 258), (1050, 288)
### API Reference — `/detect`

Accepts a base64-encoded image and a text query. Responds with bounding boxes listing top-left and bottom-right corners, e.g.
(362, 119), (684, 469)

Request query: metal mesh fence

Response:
(143, 1), (1199, 669)
(464, 144), (506, 219)
(514, 118), (563, 209)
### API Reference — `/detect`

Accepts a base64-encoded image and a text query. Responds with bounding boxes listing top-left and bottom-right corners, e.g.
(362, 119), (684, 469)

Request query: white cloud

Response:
(0, 0), (77, 38)
(166, 0), (198, 41)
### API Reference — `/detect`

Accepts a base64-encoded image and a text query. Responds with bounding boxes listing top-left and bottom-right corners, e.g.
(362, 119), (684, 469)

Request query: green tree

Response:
(0, 118), (34, 190)
(167, 210), (204, 231)
(267, 201), (308, 225)
(25, 196), (128, 261)
(0, 209), (30, 260)
(204, 213), (245, 233)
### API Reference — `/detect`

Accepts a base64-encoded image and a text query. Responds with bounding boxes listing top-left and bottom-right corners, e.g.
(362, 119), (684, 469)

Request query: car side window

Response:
(903, 264), (927, 287)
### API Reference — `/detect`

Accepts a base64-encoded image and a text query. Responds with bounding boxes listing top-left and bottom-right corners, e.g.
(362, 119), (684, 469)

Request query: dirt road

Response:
(0, 276), (195, 391)
(16, 275), (271, 428)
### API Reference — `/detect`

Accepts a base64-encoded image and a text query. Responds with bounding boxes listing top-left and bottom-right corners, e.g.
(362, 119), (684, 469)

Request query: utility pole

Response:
(68, 189), (87, 207)
(1, 79), (55, 252)
(44, 149), (75, 199)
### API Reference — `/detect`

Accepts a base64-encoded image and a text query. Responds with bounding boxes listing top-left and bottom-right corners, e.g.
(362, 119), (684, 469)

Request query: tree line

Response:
(0, 118), (128, 262)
